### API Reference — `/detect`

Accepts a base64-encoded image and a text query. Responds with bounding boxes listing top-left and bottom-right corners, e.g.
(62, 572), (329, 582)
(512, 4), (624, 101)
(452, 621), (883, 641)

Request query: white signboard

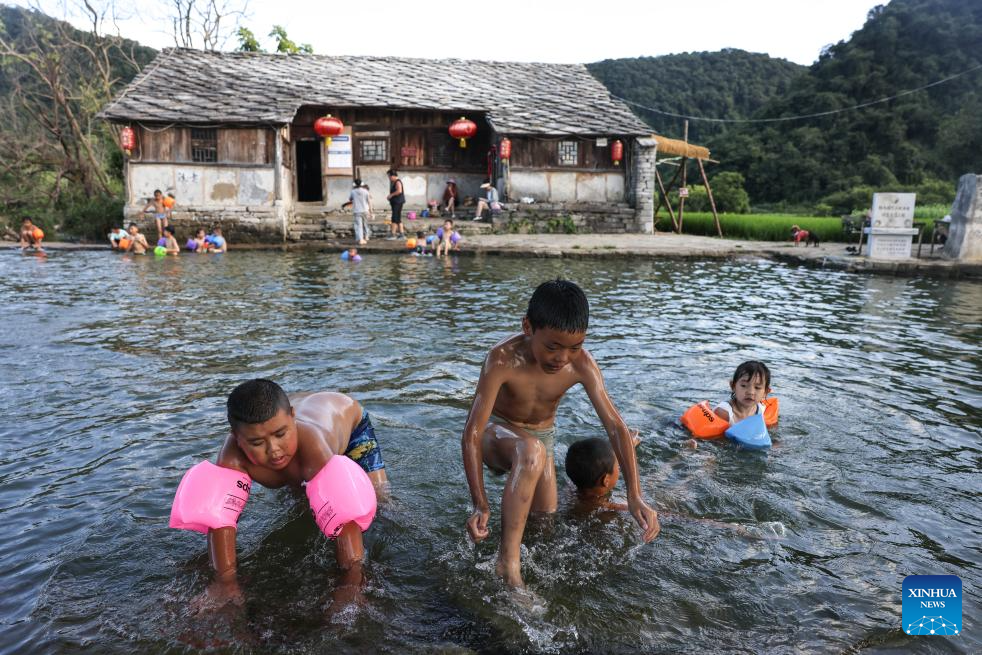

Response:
(869, 233), (914, 259)
(871, 192), (916, 229)
(327, 134), (352, 170)
(679, 187), (689, 198)
(596, 137), (608, 147)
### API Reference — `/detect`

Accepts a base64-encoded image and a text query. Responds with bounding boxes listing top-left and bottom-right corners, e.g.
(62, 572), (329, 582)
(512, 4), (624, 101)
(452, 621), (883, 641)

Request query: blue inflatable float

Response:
(724, 413), (771, 450)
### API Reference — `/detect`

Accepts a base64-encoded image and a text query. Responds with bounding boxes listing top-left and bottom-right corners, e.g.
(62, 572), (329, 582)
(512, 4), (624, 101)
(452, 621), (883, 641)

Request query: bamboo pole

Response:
(698, 159), (722, 238)
(654, 164), (683, 231)
(678, 120), (688, 234)
(654, 167), (678, 232)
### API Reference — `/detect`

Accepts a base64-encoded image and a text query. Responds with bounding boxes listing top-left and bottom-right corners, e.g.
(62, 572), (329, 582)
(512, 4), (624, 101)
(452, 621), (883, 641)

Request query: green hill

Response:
(714, 0), (981, 206)
(587, 49), (806, 144)
(590, 0), (981, 210)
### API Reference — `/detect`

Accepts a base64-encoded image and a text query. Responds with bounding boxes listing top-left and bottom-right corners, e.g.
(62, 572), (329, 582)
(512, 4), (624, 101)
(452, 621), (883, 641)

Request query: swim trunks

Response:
(343, 410), (385, 473)
(489, 412), (556, 455)
(155, 213), (167, 220)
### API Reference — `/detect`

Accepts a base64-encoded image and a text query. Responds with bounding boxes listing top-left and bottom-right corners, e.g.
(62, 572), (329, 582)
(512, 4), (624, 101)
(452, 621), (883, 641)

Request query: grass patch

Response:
(657, 212), (847, 242)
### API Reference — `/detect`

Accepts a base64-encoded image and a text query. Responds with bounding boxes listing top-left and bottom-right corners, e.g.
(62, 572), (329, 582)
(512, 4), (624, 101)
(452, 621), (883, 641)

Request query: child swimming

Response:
(179, 380), (388, 611)
(566, 437), (755, 535)
(461, 279), (658, 587)
(122, 223), (149, 255)
(565, 437), (625, 513)
(162, 225), (180, 255)
(713, 360), (772, 423)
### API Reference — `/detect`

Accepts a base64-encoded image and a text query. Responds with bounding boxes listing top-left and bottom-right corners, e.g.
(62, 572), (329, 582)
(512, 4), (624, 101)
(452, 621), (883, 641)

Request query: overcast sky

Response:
(14, 0), (883, 65)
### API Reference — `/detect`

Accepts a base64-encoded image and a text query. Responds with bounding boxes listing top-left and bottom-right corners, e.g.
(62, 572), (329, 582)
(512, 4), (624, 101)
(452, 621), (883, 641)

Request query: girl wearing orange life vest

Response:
(681, 361), (778, 439)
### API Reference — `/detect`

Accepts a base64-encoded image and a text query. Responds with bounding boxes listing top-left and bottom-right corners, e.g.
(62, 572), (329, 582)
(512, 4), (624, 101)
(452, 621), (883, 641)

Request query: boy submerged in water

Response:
(191, 379), (388, 610)
(565, 437), (754, 535)
(461, 279), (659, 587)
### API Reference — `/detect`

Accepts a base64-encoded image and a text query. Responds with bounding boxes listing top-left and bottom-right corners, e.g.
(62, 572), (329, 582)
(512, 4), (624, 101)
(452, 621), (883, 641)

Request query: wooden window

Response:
(191, 128), (218, 162)
(429, 130), (454, 168)
(399, 129), (426, 168)
(558, 140), (578, 166)
(359, 138), (388, 163)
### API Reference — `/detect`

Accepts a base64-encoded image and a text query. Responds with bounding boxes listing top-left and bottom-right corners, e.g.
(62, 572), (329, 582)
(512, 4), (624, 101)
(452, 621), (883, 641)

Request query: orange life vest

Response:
(682, 397), (779, 439)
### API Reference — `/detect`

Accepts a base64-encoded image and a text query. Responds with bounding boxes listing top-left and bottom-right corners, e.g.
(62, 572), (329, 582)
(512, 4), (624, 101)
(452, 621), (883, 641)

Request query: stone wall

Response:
(490, 202), (639, 234)
(123, 206), (285, 243)
(943, 173), (982, 261)
(507, 170), (625, 204)
(631, 137), (658, 234)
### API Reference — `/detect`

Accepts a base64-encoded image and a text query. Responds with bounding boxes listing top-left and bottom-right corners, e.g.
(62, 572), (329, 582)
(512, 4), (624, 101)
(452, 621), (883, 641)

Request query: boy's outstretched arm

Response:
(580, 352), (660, 543)
(461, 357), (506, 542)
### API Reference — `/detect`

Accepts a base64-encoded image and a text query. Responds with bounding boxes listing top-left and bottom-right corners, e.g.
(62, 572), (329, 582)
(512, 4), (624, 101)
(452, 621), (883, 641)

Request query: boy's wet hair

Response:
(128, 223), (138, 229)
(732, 360), (771, 388)
(164, 225), (175, 235)
(527, 279), (589, 333)
(227, 379), (291, 430)
(153, 189), (162, 195)
(416, 230), (424, 238)
(565, 438), (615, 490)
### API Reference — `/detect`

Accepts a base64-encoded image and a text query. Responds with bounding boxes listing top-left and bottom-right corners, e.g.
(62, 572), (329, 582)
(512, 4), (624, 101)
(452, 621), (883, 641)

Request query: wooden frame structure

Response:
(652, 122), (723, 237)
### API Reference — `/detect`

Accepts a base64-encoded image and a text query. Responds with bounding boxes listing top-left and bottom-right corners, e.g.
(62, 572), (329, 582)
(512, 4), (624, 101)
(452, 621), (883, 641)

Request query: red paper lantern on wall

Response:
(120, 126), (136, 156)
(611, 139), (624, 166)
(314, 114), (344, 147)
(449, 117), (477, 148)
(499, 137), (512, 160)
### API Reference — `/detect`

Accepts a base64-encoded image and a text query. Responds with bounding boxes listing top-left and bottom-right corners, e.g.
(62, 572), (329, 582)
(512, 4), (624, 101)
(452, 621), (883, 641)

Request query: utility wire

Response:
(611, 62), (982, 124)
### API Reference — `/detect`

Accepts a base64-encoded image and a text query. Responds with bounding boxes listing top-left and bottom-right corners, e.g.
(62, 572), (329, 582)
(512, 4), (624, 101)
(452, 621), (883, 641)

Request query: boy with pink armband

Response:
(169, 379), (388, 611)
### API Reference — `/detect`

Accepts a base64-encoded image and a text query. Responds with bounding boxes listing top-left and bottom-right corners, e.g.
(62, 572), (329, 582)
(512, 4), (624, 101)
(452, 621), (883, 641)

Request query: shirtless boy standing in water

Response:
(199, 380), (388, 608)
(461, 279), (659, 587)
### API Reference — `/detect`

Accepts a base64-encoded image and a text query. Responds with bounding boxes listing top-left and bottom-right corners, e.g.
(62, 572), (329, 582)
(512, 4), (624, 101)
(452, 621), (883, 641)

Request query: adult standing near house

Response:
(341, 178), (373, 245)
(386, 169), (405, 240)
(473, 181), (500, 221)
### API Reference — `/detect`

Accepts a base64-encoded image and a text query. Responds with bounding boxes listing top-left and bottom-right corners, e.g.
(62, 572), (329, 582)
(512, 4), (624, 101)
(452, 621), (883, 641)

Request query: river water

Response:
(0, 250), (979, 654)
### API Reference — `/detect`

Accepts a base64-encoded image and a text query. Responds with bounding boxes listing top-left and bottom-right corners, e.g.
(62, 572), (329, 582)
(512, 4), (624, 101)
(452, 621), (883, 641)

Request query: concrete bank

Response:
(9, 234), (981, 279)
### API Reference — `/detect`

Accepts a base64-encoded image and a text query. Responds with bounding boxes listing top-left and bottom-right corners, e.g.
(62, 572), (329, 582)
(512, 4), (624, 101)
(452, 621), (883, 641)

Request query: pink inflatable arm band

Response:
(305, 455), (377, 539)
(169, 461), (251, 534)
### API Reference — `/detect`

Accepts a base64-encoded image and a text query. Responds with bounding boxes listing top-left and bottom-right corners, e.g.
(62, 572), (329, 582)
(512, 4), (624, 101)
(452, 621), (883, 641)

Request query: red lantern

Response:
(499, 137), (512, 160)
(120, 126), (136, 156)
(314, 114), (344, 147)
(449, 116), (477, 148)
(611, 139), (624, 166)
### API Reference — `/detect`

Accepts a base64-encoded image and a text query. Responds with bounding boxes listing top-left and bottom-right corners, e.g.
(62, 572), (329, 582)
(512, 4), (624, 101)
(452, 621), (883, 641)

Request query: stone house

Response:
(100, 48), (657, 241)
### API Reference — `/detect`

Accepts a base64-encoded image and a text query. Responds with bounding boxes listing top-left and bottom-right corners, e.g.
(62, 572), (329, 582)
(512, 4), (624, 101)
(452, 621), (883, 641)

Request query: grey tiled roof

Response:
(100, 49), (651, 136)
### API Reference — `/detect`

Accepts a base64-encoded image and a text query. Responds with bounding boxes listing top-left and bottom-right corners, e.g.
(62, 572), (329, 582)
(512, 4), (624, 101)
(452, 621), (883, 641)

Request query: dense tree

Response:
(593, 0), (980, 208)
(588, 49), (804, 144)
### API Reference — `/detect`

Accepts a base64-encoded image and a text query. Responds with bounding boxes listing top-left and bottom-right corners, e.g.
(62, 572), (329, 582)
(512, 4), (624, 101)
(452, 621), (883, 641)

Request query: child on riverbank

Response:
(19, 218), (44, 251)
(108, 226), (128, 249)
(143, 190), (167, 239)
(461, 279), (659, 587)
(435, 220), (460, 257)
(177, 380), (388, 612)
(713, 361), (771, 423)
